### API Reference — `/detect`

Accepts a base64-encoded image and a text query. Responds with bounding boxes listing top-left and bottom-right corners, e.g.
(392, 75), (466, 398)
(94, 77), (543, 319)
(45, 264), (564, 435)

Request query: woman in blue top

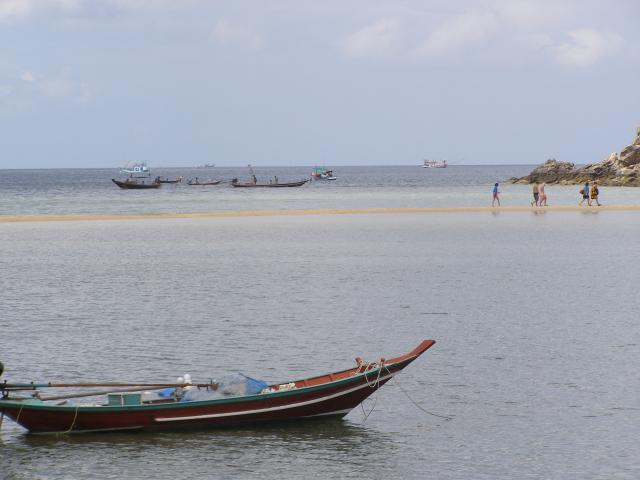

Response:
(492, 183), (501, 207)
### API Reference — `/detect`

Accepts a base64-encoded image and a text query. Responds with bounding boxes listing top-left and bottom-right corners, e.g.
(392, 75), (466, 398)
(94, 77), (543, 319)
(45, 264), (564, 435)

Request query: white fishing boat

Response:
(311, 167), (337, 180)
(121, 162), (150, 176)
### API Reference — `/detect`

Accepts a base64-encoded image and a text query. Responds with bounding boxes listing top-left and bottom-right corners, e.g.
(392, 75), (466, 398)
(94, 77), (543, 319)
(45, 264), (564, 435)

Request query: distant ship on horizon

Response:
(422, 160), (447, 168)
(121, 161), (150, 176)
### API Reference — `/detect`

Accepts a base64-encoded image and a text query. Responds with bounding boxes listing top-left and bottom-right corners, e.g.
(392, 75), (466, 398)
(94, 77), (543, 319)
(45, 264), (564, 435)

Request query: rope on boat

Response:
(360, 359), (385, 423)
(362, 359), (384, 388)
(62, 405), (80, 434)
(15, 402), (25, 426)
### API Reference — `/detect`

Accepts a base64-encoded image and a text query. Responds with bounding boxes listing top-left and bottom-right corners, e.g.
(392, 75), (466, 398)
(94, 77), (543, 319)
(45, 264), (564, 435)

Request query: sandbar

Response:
(1, 205), (639, 223)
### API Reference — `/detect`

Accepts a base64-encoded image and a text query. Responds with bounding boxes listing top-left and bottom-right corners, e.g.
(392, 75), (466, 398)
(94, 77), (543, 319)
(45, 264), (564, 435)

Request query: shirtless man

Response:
(531, 182), (539, 206)
(538, 182), (548, 206)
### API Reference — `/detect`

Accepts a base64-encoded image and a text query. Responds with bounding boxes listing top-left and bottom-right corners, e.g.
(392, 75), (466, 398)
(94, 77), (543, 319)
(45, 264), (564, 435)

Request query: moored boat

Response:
(231, 164), (309, 188)
(311, 167), (337, 181)
(0, 340), (435, 434)
(187, 178), (222, 186)
(112, 178), (161, 189)
(121, 162), (150, 175)
(156, 176), (183, 184)
(231, 178), (309, 188)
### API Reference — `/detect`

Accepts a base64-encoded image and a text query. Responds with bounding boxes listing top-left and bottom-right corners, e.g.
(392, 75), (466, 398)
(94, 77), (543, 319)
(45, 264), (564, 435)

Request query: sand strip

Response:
(1, 205), (640, 223)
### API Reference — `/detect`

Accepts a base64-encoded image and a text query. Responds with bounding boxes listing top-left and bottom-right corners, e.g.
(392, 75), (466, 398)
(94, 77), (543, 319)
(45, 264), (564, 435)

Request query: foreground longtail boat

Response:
(0, 340), (434, 435)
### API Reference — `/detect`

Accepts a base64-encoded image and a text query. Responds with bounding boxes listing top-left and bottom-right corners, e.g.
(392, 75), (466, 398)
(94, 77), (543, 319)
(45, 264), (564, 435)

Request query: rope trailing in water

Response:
(384, 365), (452, 420)
(358, 360), (452, 422)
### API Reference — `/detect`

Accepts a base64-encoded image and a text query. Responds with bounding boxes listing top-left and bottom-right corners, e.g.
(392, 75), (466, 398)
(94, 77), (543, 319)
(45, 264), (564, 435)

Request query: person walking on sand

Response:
(590, 182), (601, 206)
(579, 181), (590, 206)
(492, 183), (501, 207)
(538, 182), (548, 206)
(531, 182), (539, 206)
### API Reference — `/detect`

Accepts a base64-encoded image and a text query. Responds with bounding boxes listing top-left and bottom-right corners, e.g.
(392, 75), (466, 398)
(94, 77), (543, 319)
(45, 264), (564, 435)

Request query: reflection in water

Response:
(3, 420), (397, 479)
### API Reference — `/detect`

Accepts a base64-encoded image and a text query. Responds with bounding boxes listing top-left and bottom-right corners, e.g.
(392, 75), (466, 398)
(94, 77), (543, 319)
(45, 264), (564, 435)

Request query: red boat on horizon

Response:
(0, 340), (435, 435)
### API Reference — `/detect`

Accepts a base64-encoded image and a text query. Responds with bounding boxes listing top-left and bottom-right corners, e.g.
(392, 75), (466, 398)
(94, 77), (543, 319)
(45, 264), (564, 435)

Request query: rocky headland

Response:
(507, 127), (640, 186)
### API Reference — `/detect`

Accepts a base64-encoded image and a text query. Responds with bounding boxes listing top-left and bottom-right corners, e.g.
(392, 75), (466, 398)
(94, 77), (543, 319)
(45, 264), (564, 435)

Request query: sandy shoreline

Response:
(1, 205), (640, 223)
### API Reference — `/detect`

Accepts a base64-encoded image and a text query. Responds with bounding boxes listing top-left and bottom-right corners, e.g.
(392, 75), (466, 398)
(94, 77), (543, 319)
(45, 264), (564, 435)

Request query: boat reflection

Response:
(17, 419), (397, 457)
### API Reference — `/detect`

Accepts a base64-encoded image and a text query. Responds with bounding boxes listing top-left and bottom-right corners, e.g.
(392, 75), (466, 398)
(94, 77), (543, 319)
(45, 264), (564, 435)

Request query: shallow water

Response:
(1, 166), (639, 216)
(1, 212), (638, 479)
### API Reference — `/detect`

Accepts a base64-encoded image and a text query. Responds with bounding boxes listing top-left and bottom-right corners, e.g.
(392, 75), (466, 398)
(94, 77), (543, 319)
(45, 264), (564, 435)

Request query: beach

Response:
(2, 204), (640, 223)
(1, 211), (639, 479)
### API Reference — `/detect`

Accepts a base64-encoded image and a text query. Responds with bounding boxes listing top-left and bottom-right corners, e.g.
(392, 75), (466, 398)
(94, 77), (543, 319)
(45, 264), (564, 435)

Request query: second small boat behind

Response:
(112, 178), (160, 189)
(187, 178), (222, 186)
(231, 178), (309, 188)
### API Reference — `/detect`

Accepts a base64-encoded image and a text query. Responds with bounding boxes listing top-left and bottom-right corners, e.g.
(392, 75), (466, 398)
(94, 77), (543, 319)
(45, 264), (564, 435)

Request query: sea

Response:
(1, 165), (640, 215)
(0, 166), (639, 479)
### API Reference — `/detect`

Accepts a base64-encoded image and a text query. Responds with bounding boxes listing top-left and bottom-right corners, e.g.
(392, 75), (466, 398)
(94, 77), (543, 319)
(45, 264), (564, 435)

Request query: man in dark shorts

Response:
(579, 181), (590, 206)
(531, 182), (539, 206)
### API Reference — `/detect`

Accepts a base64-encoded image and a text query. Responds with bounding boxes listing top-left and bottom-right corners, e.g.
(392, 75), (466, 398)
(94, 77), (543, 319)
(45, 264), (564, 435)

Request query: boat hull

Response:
(187, 180), (222, 186)
(0, 340), (434, 434)
(231, 180), (309, 188)
(112, 179), (160, 189)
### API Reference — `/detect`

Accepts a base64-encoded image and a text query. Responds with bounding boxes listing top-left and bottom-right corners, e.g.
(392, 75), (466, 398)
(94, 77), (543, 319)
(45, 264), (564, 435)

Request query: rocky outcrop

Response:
(507, 127), (640, 186)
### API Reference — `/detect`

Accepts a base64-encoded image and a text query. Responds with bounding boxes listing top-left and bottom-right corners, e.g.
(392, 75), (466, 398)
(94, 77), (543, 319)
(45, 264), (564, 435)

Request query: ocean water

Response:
(1, 211), (639, 479)
(2, 165), (640, 215)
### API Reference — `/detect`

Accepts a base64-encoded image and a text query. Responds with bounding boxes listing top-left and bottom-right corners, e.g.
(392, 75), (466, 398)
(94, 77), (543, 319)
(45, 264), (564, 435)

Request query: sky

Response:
(0, 0), (639, 168)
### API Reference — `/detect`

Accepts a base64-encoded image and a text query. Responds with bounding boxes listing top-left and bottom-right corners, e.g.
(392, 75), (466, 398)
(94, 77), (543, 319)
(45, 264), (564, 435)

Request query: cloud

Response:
(493, 0), (571, 30)
(0, 0), (81, 23)
(342, 17), (403, 59)
(551, 29), (623, 67)
(18, 69), (92, 104)
(20, 71), (35, 82)
(211, 20), (264, 51)
(412, 10), (501, 58)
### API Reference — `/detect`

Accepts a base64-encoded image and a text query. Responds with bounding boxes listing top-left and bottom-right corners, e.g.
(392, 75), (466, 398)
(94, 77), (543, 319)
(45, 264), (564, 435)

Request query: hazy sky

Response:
(1, 0), (639, 168)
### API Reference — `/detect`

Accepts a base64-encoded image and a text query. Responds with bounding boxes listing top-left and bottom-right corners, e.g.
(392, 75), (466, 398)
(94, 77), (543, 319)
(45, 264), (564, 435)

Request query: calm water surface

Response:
(1, 212), (638, 479)
(2, 166), (640, 215)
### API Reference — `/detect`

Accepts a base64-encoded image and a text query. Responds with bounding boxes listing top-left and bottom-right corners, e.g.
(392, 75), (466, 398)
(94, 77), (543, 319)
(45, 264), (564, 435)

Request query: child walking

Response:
(590, 182), (601, 206)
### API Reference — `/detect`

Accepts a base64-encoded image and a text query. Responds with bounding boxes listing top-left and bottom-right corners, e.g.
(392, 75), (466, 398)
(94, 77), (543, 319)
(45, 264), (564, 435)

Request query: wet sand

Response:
(1, 205), (639, 223)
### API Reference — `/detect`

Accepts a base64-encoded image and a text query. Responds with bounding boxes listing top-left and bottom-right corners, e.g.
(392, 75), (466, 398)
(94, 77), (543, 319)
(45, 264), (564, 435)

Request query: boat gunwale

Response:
(0, 340), (434, 414)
